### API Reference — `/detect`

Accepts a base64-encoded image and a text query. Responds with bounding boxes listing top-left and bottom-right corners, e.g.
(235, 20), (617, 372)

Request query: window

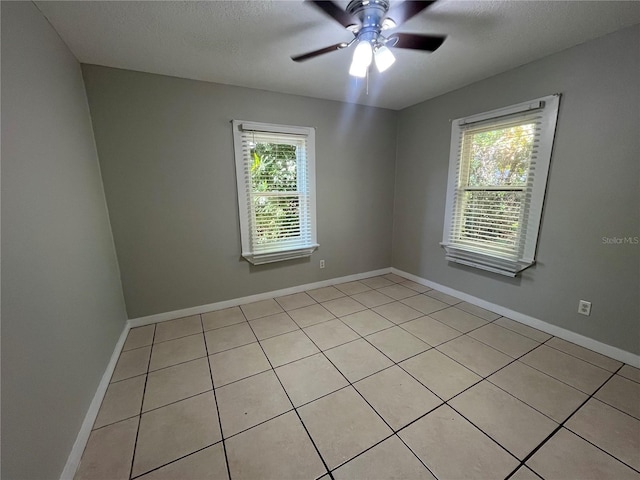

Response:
(441, 95), (560, 276)
(232, 120), (318, 265)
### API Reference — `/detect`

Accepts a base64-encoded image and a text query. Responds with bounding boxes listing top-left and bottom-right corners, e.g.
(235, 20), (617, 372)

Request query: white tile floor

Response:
(75, 274), (640, 480)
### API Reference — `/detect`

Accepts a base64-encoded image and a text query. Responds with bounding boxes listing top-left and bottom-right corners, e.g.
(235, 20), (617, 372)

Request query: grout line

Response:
(307, 292), (348, 303)
(252, 329), (301, 343)
(504, 364), (629, 478)
(484, 378), (573, 426)
(395, 317), (464, 345)
(207, 339), (259, 357)
(110, 346), (153, 383)
(289, 295), (485, 407)
(438, 342), (558, 450)
(445, 403), (528, 468)
(353, 321), (408, 339)
(150, 330), (204, 346)
(617, 372), (640, 386)
(327, 431), (395, 473)
(423, 290), (464, 306)
(291, 314), (338, 329)
(542, 340), (623, 373)
(393, 431), (441, 479)
(292, 316), (395, 446)
(121, 325), (156, 353)
(379, 296), (437, 321)
(91, 413), (143, 433)
(200, 313), (233, 480)
(564, 422), (640, 475)
(129, 439), (224, 480)
(260, 347), (322, 371)
(462, 333), (543, 364)
(243, 314), (335, 480)
(295, 325), (440, 478)
(515, 346), (618, 396)
(492, 317), (553, 342)
(468, 318), (546, 345)
(529, 467), (545, 479)
(396, 319), (466, 345)
(399, 284), (433, 294)
(107, 371), (149, 386)
(146, 352), (208, 375)
(587, 395), (640, 422)
(273, 293), (319, 312)
(385, 340), (556, 465)
(289, 382), (354, 410)
(212, 366), (273, 390)
(407, 343), (558, 470)
(359, 329), (429, 365)
(293, 317), (429, 464)
(439, 337), (550, 402)
(127, 323), (156, 479)
(295, 326), (398, 473)
(479, 334), (611, 425)
(395, 357), (478, 405)
(143, 387), (215, 417)
(215, 408), (296, 443)
(398, 299), (459, 319)
(92, 385), (215, 432)
(408, 321), (518, 387)
(203, 320), (247, 333)
(303, 321), (361, 351)
(454, 303), (502, 322)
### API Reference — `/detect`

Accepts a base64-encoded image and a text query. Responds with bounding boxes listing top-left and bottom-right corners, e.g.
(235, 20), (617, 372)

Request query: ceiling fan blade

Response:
(386, 1), (436, 27)
(391, 33), (446, 51)
(305, 0), (357, 28)
(291, 42), (348, 62)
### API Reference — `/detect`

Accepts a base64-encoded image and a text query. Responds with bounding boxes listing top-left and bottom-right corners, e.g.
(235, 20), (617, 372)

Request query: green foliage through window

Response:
(250, 142), (301, 244)
(458, 123), (535, 254)
(467, 124), (534, 187)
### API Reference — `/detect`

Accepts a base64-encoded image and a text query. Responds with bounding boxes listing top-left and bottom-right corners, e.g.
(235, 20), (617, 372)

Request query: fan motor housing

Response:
(346, 0), (390, 38)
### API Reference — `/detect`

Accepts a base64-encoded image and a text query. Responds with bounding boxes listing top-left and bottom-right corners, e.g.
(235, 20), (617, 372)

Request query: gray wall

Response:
(393, 25), (640, 355)
(1, 3), (128, 478)
(82, 65), (398, 319)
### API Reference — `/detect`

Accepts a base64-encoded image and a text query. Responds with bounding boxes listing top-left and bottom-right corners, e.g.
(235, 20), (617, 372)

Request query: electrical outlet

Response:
(578, 300), (592, 316)
(320, 260), (325, 269)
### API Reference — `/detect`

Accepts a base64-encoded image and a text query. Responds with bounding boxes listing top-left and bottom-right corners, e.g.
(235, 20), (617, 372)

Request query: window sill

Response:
(243, 244), (319, 265)
(441, 243), (534, 277)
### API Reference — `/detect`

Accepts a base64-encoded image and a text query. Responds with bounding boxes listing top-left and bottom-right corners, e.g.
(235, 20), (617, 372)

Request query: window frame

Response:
(232, 120), (319, 265)
(441, 94), (561, 276)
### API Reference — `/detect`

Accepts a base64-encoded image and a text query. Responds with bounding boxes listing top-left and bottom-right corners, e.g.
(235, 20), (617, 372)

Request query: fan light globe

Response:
(352, 40), (373, 67)
(349, 61), (368, 77)
(374, 45), (396, 72)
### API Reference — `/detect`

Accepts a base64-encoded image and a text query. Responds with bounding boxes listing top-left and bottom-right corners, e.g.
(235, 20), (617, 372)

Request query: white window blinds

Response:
(232, 120), (318, 265)
(442, 95), (560, 276)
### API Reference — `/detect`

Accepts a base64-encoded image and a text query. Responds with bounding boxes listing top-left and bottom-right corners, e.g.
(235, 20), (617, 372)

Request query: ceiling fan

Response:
(292, 0), (446, 77)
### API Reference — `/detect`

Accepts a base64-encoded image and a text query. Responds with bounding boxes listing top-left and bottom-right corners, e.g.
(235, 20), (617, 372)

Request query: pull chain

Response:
(366, 67), (369, 96)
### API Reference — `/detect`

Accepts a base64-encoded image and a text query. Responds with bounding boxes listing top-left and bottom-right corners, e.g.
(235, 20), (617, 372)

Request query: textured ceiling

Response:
(36, 1), (640, 110)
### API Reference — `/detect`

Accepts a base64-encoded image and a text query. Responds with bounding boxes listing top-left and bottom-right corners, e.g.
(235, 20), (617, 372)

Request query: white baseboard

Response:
(60, 323), (130, 480)
(128, 267), (392, 328)
(392, 268), (639, 367)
